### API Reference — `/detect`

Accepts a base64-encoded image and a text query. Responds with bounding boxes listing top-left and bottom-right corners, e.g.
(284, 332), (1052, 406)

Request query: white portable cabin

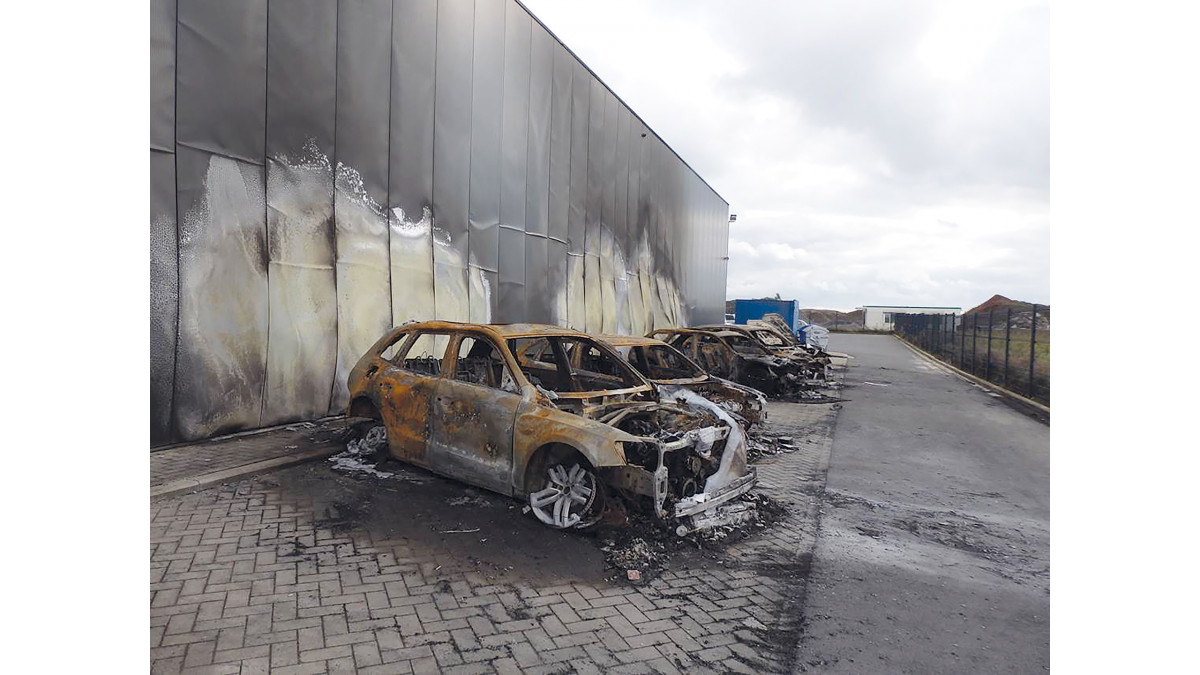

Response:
(859, 305), (961, 331)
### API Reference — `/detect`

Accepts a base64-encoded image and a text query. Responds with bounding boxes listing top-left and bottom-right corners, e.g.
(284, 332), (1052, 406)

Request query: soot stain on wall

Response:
(151, 0), (728, 445)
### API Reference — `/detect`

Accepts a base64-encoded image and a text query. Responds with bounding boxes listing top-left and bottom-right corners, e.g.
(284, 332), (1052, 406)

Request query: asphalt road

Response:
(794, 334), (1049, 673)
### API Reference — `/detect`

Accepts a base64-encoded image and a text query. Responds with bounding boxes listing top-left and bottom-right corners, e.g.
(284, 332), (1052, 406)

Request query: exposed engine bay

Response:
(589, 392), (755, 533)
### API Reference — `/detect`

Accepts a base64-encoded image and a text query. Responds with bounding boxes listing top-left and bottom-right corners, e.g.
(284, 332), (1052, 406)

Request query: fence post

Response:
(959, 313), (965, 368)
(1028, 303), (1038, 398)
(940, 312), (950, 360)
(935, 314), (941, 357)
(1004, 307), (1012, 388)
(985, 308), (994, 381)
(945, 314), (951, 361)
(970, 313), (977, 374)
(834, 313), (839, 331)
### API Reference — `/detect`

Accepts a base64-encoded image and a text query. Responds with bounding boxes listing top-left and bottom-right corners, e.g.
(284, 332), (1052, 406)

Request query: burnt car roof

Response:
(650, 327), (742, 339)
(695, 324), (789, 340)
(596, 334), (666, 347)
(396, 320), (591, 339)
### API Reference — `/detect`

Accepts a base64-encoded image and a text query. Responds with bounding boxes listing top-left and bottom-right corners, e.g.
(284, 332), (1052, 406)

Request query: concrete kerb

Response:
(892, 335), (1050, 421)
(150, 446), (340, 500)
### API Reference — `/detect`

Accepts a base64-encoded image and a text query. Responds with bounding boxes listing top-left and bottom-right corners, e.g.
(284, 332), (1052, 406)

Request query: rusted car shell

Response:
(646, 327), (807, 397)
(346, 321), (757, 529)
(694, 324), (829, 380)
(596, 333), (767, 428)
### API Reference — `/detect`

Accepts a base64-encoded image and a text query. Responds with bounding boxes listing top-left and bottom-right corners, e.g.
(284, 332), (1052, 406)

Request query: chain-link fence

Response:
(893, 305), (1049, 406)
(800, 309), (871, 332)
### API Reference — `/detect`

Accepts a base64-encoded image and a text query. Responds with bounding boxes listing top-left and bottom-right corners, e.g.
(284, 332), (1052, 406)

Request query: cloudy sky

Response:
(521, 0), (1049, 311)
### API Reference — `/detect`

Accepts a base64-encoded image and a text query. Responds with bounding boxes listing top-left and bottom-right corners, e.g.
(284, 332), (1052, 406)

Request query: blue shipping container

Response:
(733, 299), (800, 334)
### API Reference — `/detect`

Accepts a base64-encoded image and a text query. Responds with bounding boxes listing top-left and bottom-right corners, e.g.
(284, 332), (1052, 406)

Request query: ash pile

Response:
(746, 432), (806, 462)
(597, 491), (789, 584)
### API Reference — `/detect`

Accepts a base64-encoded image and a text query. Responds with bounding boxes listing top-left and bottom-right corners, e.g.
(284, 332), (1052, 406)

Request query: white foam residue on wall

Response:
(176, 154), (269, 439)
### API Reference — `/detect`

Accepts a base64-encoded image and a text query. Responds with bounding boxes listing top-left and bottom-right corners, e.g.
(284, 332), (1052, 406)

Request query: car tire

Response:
(527, 462), (604, 530)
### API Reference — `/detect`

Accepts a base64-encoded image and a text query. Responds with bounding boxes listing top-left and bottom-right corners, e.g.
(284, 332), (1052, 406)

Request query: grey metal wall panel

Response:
(525, 234), (550, 323)
(335, 0), (392, 207)
(614, 104), (630, 257)
(585, 79), (604, 252)
(150, 0), (175, 152)
(524, 23), (553, 322)
(497, 1), (530, 323)
(176, 0), (267, 163)
(547, 41), (572, 245)
(565, 57), (589, 330)
(500, 3), (530, 232)
(497, 227), (525, 321)
(391, 0), (437, 215)
(549, 238), (569, 326)
(261, 0), (339, 426)
(612, 105), (631, 333)
(173, 146), (269, 440)
(468, 0), (505, 325)
(461, 0), (502, 323)
(567, 59), (589, 254)
(602, 93), (617, 233)
(627, 120), (642, 257)
(151, 149), (177, 444)
(331, 0), (395, 412)
(433, 0), (474, 323)
(526, 24), (552, 239)
(583, 79), (604, 333)
(266, 0), (337, 160)
(390, 0), (438, 329)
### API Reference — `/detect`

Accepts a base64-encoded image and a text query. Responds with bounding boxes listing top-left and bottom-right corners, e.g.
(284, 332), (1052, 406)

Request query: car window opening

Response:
(638, 345), (703, 380)
(398, 332), (451, 376)
(509, 336), (643, 394)
(724, 334), (770, 356)
(454, 336), (519, 393)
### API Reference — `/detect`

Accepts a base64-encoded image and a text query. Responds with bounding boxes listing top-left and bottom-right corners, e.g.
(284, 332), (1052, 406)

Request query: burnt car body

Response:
(347, 322), (756, 531)
(693, 324), (830, 381)
(595, 334), (767, 429)
(647, 327), (812, 397)
(749, 313), (827, 357)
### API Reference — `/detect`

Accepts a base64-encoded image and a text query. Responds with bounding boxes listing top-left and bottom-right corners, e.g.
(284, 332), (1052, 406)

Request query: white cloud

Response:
(522, 0), (1049, 311)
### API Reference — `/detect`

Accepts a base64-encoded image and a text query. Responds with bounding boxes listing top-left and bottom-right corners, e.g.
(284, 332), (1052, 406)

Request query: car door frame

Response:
(427, 330), (527, 496)
(372, 328), (454, 468)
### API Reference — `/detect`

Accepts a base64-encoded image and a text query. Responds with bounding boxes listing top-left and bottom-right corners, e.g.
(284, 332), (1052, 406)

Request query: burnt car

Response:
(693, 323), (830, 381)
(750, 313), (829, 357)
(593, 334), (767, 429)
(347, 322), (756, 532)
(647, 327), (812, 397)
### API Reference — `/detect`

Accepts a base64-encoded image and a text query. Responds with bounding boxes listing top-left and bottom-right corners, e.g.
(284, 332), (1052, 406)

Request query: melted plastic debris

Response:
(329, 426), (394, 478)
(598, 492), (790, 584)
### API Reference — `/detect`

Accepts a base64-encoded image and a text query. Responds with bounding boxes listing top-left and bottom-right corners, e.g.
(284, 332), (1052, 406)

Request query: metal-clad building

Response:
(150, 0), (730, 446)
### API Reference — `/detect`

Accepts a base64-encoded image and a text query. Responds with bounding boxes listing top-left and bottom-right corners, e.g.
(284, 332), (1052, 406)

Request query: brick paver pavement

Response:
(151, 399), (840, 674)
(152, 419), (353, 492)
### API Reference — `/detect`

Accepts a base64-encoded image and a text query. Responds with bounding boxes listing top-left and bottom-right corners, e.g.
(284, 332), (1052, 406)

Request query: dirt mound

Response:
(963, 295), (1050, 330)
(965, 294), (1048, 315)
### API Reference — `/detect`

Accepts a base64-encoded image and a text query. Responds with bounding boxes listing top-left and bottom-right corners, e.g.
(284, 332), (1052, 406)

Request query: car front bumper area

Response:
(602, 425), (758, 532)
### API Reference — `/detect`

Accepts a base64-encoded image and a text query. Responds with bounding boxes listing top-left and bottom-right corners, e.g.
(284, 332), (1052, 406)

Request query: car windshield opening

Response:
(724, 334), (771, 356)
(751, 330), (785, 347)
(636, 345), (704, 380)
(509, 336), (644, 394)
